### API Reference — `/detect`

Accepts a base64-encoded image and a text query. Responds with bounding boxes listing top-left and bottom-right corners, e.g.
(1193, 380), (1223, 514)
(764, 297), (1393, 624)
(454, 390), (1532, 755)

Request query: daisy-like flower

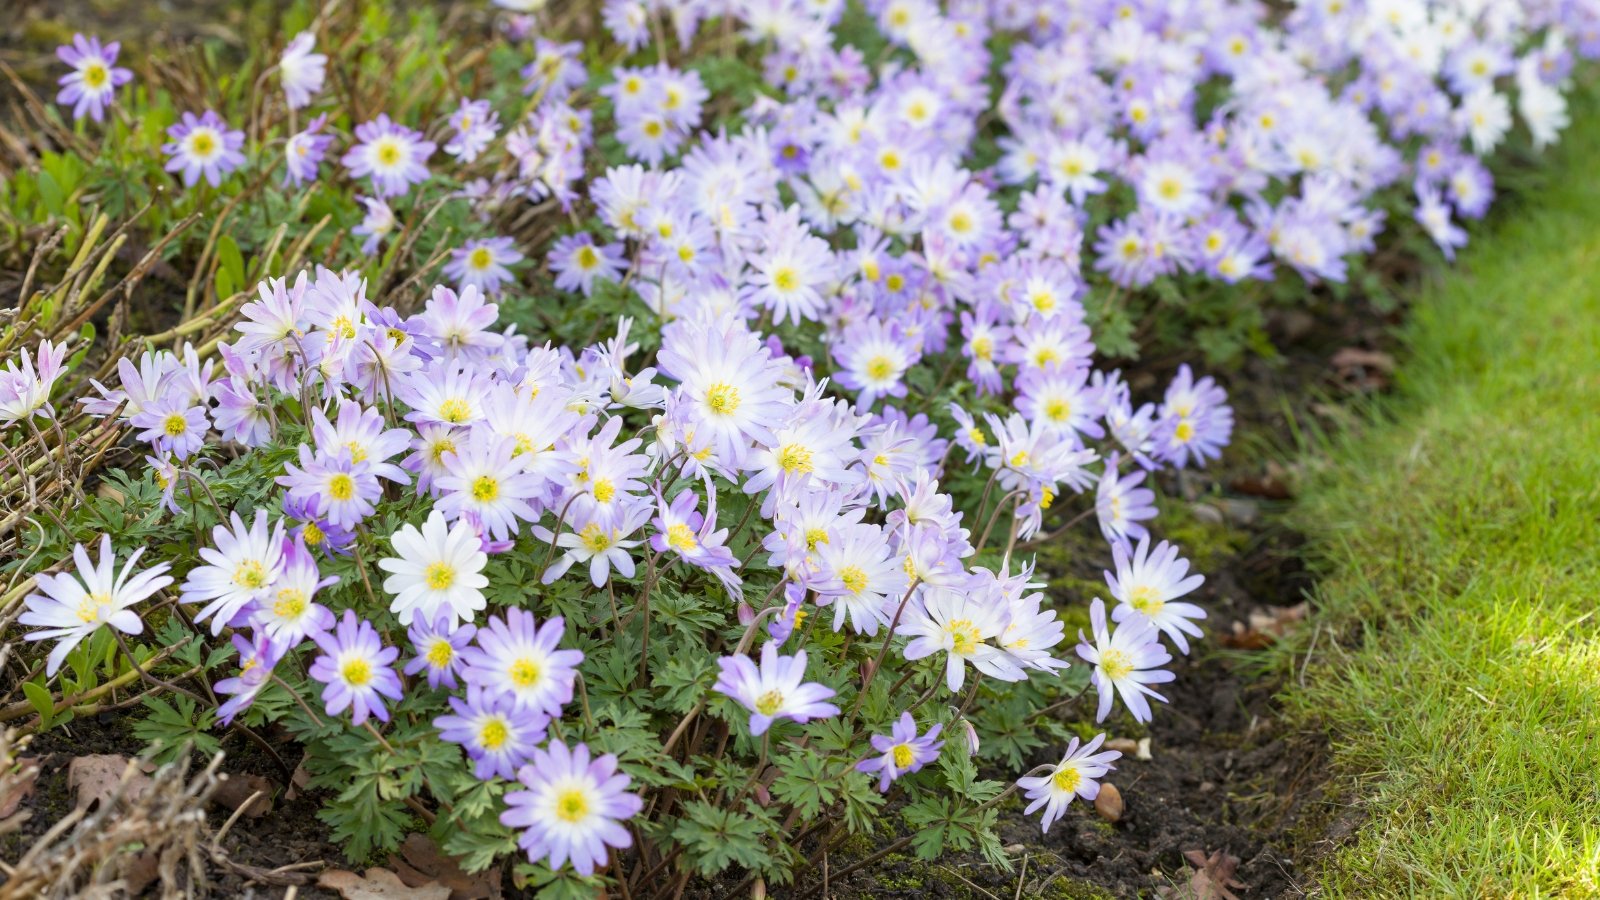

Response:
(443, 238), (523, 297)
(249, 538), (337, 645)
(902, 585), (1027, 693)
(342, 114), (436, 197)
(21, 535), (173, 676)
(435, 434), (544, 542)
(1106, 537), (1206, 654)
(444, 97), (501, 163)
(163, 111), (247, 188)
(1075, 598), (1173, 723)
(180, 510), (287, 635)
(549, 234), (626, 297)
(309, 610), (404, 725)
(353, 196), (397, 256)
(542, 505), (649, 588)
(131, 396), (209, 460)
(1017, 733), (1120, 833)
(713, 642), (840, 736)
(435, 686), (549, 781)
(405, 614), (477, 691)
(55, 34), (132, 123)
(379, 510), (489, 629)
(461, 609), (584, 716)
(276, 447), (382, 529)
(284, 114), (333, 187)
(856, 712), (944, 792)
(500, 740), (643, 877)
(1095, 456), (1157, 544)
(215, 631), (287, 726)
(833, 317), (917, 409)
(0, 339), (68, 424)
(278, 32), (327, 110)
(656, 316), (790, 467)
(814, 523), (906, 636)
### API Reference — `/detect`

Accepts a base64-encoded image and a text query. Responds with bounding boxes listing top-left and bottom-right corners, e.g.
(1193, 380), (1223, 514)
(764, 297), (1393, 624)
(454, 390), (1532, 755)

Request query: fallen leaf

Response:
(1180, 849), (1245, 900)
(318, 867), (451, 900)
(285, 754), (312, 801)
(1094, 783), (1124, 823)
(0, 757), (39, 817)
(212, 772), (274, 818)
(1331, 347), (1396, 391)
(122, 850), (161, 895)
(1230, 461), (1295, 500)
(389, 833), (502, 900)
(1216, 602), (1309, 649)
(67, 754), (153, 812)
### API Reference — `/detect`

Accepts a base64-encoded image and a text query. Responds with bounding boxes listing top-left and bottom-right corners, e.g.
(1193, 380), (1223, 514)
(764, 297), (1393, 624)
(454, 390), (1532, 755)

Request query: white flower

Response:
(278, 32), (327, 110)
(1017, 734), (1120, 833)
(21, 535), (173, 675)
(378, 510), (489, 629)
(180, 510), (286, 634)
(902, 584), (1026, 693)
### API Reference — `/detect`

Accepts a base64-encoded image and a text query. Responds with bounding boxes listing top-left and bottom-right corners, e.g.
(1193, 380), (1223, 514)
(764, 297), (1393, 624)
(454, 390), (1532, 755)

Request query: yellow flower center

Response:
(84, 63), (109, 88)
(479, 718), (509, 751)
(892, 743), (915, 769)
(425, 639), (455, 669)
(302, 521), (325, 545)
(1157, 177), (1183, 201)
(471, 475), (500, 502)
(429, 437), (458, 465)
(805, 528), (830, 551)
(576, 245), (600, 269)
(885, 273), (906, 292)
(189, 130), (217, 158)
(1173, 419), (1196, 443)
(946, 618), (981, 656)
(375, 138), (403, 167)
(510, 657), (542, 689)
(755, 689), (784, 716)
(838, 565), (868, 595)
(667, 523), (697, 552)
(424, 562), (456, 591)
(1044, 397), (1072, 423)
(327, 473), (355, 501)
(948, 209), (973, 233)
(970, 335), (993, 360)
(344, 441), (369, 463)
(341, 657), (373, 687)
(772, 267), (800, 292)
(579, 523), (611, 553)
(1100, 649), (1134, 680)
(778, 444), (814, 474)
(1053, 766), (1082, 793)
(469, 247), (494, 270)
(865, 355), (897, 382)
(968, 427), (987, 446)
(164, 412), (189, 436)
(554, 788), (589, 823)
(438, 398), (471, 424)
(273, 588), (307, 619)
(233, 560), (268, 589)
(592, 478), (616, 503)
(1128, 585), (1164, 615)
(75, 591), (112, 623)
(705, 382), (740, 416)
(643, 119), (664, 138)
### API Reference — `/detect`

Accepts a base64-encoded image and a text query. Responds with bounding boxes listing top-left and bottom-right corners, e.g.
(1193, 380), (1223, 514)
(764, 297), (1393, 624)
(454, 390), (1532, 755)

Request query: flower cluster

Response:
(9, 0), (1594, 890)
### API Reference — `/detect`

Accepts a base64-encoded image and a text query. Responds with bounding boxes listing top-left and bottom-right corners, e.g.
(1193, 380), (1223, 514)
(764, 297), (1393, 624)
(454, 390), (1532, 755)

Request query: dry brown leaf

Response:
(318, 867), (452, 900)
(211, 772), (274, 818)
(1094, 782), (1124, 823)
(1216, 601), (1309, 649)
(0, 756), (39, 818)
(1180, 849), (1245, 900)
(285, 753), (312, 800)
(1331, 347), (1397, 391)
(389, 833), (502, 900)
(67, 754), (153, 812)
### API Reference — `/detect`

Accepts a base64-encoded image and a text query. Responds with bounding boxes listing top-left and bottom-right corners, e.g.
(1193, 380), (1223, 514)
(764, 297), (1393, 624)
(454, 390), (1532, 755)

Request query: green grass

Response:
(1283, 95), (1600, 897)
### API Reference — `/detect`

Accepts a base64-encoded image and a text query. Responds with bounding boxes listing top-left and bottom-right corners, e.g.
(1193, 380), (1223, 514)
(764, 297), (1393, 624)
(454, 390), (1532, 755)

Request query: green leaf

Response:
(23, 682), (56, 730)
(671, 801), (773, 878)
(216, 234), (246, 290)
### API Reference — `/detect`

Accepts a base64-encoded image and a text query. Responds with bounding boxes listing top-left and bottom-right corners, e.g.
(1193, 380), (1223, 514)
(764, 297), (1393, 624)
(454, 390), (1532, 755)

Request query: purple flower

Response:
(442, 238), (523, 297)
(342, 114), (435, 198)
(162, 111), (247, 188)
(216, 631), (287, 726)
(405, 614), (477, 690)
(309, 610), (404, 725)
(131, 396), (209, 460)
(276, 446), (382, 529)
(549, 234), (626, 297)
(461, 609), (584, 716)
(1075, 598), (1173, 724)
(444, 98), (500, 163)
(279, 32), (326, 110)
(1095, 455), (1157, 544)
(1016, 733), (1120, 833)
(1154, 365), (1232, 470)
(500, 740), (643, 876)
(714, 642), (840, 736)
(55, 34), (131, 122)
(284, 114), (333, 187)
(434, 686), (548, 781)
(856, 712), (944, 792)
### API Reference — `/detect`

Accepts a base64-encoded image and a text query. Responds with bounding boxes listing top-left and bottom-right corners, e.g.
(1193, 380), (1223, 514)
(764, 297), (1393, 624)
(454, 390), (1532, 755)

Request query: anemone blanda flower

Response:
(249, 537), (337, 645)
(856, 712), (943, 792)
(180, 510), (287, 635)
(379, 510), (489, 629)
(1107, 537), (1206, 654)
(405, 614), (476, 691)
(500, 740), (643, 876)
(131, 396), (208, 460)
(284, 114), (333, 187)
(435, 434), (543, 542)
(216, 631), (286, 726)
(1076, 598), (1173, 723)
(278, 32), (327, 110)
(342, 114), (435, 197)
(276, 447), (382, 529)
(435, 686), (549, 781)
(55, 34), (131, 122)
(444, 97), (501, 163)
(714, 642), (840, 736)
(901, 585), (1026, 693)
(461, 609), (584, 716)
(0, 339), (68, 424)
(163, 111), (246, 188)
(1017, 733), (1120, 833)
(444, 238), (523, 296)
(20, 535), (172, 676)
(1095, 455), (1157, 544)
(354, 195), (397, 256)
(309, 610), (404, 725)
(542, 504), (649, 588)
